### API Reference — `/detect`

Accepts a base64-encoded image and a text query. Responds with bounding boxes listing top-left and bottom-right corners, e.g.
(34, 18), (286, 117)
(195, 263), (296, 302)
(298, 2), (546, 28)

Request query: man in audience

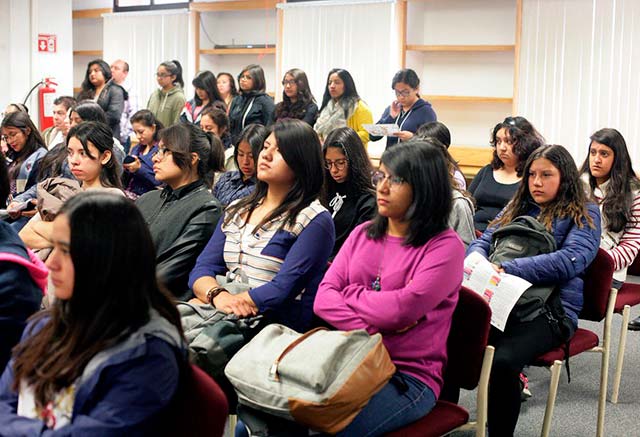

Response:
(41, 96), (75, 148)
(111, 59), (138, 152)
(0, 158), (47, 371)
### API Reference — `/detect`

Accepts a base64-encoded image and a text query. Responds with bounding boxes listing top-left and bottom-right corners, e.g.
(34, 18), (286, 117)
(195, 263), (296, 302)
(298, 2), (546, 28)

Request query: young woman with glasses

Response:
(370, 69), (436, 150)
(274, 68), (318, 126)
(315, 140), (465, 436)
(136, 123), (224, 299)
(228, 64), (275, 142)
(321, 127), (376, 259)
(147, 60), (186, 128)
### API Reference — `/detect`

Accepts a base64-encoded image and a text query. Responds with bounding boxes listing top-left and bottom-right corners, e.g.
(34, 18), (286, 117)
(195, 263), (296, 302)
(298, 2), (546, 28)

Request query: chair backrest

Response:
(442, 286), (492, 391)
(580, 248), (615, 321)
(163, 363), (229, 437)
(628, 253), (640, 276)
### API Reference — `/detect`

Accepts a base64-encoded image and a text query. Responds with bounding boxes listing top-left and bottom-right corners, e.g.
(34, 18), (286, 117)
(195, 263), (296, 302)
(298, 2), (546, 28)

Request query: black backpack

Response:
(489, 216), (559, 323)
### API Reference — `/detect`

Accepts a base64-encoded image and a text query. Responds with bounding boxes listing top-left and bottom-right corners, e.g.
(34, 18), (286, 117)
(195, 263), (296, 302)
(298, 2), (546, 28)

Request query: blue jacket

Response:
(467, 202), (601, 328)
(369, 98), (436, 149)
(0, 313), (185, 436)
(125, 143), (161, 196)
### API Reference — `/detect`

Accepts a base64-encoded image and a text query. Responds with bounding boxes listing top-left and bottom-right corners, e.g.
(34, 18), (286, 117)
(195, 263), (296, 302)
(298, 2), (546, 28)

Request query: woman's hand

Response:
(389, 100), (401, 118)
(491, 263), (505, 274)
(213, 291), (258, 318)
(393, 131), (414, 142)
(124, 156), (141, 173)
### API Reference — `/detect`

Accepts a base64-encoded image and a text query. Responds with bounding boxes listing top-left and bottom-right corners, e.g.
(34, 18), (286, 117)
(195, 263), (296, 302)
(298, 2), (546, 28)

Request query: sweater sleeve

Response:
(369, 106), (395, 142)
(104, 86), (124, 132)
(248, 213), (335, 312)
(605, 192), (640, 271)
(348, 101), (374, 148)
(259, 96), (276, 128)
(187, 217), (229, 289)
(132, 146), (161, 189)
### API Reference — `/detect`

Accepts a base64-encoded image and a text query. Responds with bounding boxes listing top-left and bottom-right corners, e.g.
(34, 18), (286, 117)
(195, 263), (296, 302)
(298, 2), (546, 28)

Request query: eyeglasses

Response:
(324, 159), (348, 171)
(239, 75), (252, 81)
(394, 89), (413, 97)
(371, 170), (405, 189)
(282, 79), (296, 87)
(154, 147), (172, 159)
(156, 72), (171, 78)
(1, 131), (21, 142)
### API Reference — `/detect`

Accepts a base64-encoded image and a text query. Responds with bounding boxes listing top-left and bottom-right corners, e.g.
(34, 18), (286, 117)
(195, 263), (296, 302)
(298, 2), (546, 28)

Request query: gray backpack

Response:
(489, 215), (558, 323)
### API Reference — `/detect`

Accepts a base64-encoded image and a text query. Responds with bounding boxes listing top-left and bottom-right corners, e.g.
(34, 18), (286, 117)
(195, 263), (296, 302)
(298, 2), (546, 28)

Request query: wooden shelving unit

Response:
(425, 95), (513, 104)
(72, 8), (111, 19)
(72, 8), (111, 92)
(73, 50), (103, 57)
(199, 47), (276, 56)
(406, 44), (515, 52)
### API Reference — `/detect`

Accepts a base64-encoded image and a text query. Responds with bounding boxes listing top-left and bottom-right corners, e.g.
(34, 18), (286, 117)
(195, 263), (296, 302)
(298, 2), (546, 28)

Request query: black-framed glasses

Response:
(156, 72), (171, 78)
(282, 79), (296, 87)
(394, 89), (412, 97)
(324, 159), (348, 171)
(371, 170), (405, 189)
(154, 147), (172, 159)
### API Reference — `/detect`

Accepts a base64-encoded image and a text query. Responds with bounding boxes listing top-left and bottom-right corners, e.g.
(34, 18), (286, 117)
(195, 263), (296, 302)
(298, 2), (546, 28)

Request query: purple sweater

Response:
(314, 223), (464, 398)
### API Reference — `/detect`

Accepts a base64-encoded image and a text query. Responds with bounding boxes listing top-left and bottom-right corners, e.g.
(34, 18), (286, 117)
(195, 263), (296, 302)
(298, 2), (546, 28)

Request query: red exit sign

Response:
(38, 34), (57, 53)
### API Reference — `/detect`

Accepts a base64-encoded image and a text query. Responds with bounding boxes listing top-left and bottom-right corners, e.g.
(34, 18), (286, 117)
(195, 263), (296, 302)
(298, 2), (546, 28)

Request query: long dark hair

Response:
(234, 124), (269, 170)
(0, 156), (9, 206)
(580, 128), (640, 232)
(225, 119), (324, 231)
(72, 100), (107, 124)
(11, 191), (182, 409)
(78, 59), (112, 99)
(322, 127), (373, 199)
(495, 144), (594, 230)
(367, 141), (452, 247)
(130, 109), (165, 143)
(320, 68), (360, 117)
(414, 121), (465, 188)
(217, 72), (239, 97)
(160, 60), (184, 88)
(1, 111), (46, 180)
(275, 68), (317, 121)
(489, 116), (544, 176)
(66, 122), (122, 189)
(192, 70), (224, 107)
(158, 123), (224, 186)
(238, 64), (266, 94)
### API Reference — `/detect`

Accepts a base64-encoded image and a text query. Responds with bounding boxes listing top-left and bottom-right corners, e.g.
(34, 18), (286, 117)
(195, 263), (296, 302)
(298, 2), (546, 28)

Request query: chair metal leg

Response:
(611, 305), (631, 403)
(541, 360), (562, 437)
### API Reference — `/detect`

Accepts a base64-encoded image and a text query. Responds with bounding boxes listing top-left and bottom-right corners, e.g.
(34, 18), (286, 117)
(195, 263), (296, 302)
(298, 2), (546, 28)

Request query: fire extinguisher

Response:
(38, 78), (58, 130)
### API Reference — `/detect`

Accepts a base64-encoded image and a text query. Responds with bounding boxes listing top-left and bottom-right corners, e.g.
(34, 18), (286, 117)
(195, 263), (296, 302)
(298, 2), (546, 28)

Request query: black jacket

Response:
(136, 180), (222, 299)
(77, 80), (127, 140)
(229, 91), (275, 142)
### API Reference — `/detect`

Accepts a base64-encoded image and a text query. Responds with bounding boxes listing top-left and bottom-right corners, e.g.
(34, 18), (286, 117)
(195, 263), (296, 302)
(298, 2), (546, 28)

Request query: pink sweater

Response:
(314, 224), (464, 398)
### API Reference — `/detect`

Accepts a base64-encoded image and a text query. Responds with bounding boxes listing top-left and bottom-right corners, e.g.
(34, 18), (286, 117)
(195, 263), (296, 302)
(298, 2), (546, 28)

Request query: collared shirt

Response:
(213, 171), (256, 206)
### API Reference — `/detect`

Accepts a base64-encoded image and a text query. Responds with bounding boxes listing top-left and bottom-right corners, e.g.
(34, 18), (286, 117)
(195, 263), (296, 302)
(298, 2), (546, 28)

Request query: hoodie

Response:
(0, 221), (47, 371)
(369, 98), (437, 149)
(147, 86), (186, 128)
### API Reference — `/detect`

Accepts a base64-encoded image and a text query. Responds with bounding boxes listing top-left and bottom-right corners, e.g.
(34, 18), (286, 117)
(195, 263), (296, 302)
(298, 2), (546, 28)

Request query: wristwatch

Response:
(206, 286), (227, 305)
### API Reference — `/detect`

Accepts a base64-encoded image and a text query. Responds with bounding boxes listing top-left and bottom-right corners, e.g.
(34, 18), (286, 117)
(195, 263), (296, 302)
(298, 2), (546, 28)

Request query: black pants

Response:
(487, 314), (565, 437)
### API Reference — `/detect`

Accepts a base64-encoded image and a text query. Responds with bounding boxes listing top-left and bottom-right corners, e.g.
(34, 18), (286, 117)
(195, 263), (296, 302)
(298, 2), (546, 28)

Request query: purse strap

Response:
(269, 327), (328, 381)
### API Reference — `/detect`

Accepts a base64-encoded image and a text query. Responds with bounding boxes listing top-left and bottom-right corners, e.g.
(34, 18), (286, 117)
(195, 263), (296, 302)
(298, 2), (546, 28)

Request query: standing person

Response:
(217, 72), (238, 113)
(213, 124), (268, 207)
(76, 59), (126, 140)
(188, 119), (334, 333)
(110, 59), (138, 152)
(579, 128), (640, 329)
(314, 141), (464, 436)
(467, 144), (601, 437)
(228, 65), (275, 142)
(314, 68), (373, 148)
(321, 127), (376, 259)
(274, 68), (318, 126)
(147, 60), (186, 128)
(41, 96), (76, 149)
(136, 123), (223, 299)
(469, 116), (544, 232)
(123, 110), (164, 198)
(180, 71), (226, 127)
(0, 191), (185, 434)
(370, 69), (436, 149)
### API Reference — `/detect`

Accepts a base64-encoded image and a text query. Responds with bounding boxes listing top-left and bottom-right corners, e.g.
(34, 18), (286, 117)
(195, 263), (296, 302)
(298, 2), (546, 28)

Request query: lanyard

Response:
(395, 108), (413, 132)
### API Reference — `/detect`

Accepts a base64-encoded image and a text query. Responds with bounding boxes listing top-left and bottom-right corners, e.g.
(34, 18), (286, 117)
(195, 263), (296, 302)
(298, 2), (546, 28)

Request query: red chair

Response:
(163, 363), (229, 437)
(611, 254), (640, 403)
(386, 286), (494, 437)
(532, 249), (616, 437)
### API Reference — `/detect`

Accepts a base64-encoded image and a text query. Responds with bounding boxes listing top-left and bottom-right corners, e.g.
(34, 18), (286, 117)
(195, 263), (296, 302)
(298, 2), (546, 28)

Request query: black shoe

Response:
(628, 316), (640, 331)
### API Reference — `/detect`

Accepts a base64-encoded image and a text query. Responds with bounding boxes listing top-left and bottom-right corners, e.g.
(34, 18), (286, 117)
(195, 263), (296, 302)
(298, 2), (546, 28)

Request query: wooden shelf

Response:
(449, 145), (494, 178)
(191, 0), (277, 12)
(73, 50), (103, 57)
(73, 87), (81, 94)
(200, 47), (276, 55)
(72, 8), (111, 19)
(406, 44), (515, 52)
(425, 95), (513, 104)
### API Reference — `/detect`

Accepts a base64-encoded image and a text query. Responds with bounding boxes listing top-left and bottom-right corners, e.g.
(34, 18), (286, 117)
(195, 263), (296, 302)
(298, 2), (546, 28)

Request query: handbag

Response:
(225, 324), (396, 434)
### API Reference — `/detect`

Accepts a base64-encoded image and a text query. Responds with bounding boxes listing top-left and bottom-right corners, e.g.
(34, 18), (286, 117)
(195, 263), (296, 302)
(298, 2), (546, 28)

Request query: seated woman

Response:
(415, 120), (466, 189)
(274, 68), (318, 126)
(0, 191), (185, 433)
(136, 123), (223, 300)
(123, 110), (164, 198)
(314, 140), (464, 436)
(213, 124), (268, 207)
(467, 144), (601, 437)
(200, 107), (232, 150)
(321, 127), (376, 259)
(19, 121), (123, 251)
(180, 70), (226, 127)
(579, 128), (640, 329)
(469, 116), (543, 231)
(69, 100), (126, 166)
(369, 68), (436, 149)
(189, 119), (334, 333)
(314, 68), (373, 148)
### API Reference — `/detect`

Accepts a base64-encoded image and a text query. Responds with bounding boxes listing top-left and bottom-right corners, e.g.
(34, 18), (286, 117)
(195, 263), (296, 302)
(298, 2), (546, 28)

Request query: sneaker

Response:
(520, 373), (532, 401)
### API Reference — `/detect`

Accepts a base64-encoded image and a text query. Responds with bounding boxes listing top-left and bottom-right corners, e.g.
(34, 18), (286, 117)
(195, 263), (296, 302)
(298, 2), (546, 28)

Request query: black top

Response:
(228, 92), (275, 142)
(327, 183), (376, 259)
(468, 164), (520, 232)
